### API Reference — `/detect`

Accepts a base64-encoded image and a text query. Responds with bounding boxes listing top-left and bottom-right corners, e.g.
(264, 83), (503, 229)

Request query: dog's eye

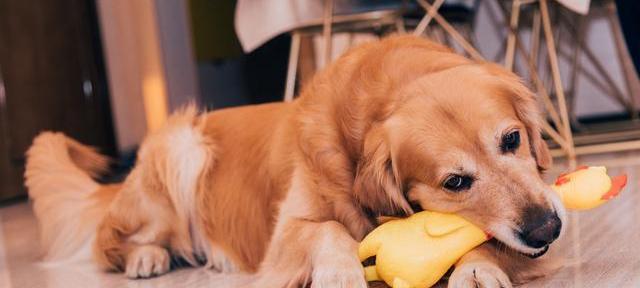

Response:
(443, 174), (473, 192)
(501, 130), (520, 153)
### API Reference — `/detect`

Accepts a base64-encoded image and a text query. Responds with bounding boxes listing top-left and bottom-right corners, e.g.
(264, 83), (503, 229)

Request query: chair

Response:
(283, 0), (483, 101)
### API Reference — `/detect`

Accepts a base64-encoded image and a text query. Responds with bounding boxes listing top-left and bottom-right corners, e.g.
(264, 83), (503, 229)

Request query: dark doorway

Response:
(0, 0), (116, 200)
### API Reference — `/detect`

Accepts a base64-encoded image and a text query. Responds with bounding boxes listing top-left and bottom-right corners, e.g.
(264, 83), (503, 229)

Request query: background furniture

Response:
(0, 0), (116, 200)
(501, 0), (640, 163)
(269, 0), (640, 166)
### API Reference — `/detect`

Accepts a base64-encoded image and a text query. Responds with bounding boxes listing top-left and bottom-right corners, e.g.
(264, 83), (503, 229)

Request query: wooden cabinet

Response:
(0, 0), (116, 200)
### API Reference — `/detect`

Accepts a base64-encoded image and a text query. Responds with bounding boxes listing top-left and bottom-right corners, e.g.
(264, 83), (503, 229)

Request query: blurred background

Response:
(0, 0), (638, 201)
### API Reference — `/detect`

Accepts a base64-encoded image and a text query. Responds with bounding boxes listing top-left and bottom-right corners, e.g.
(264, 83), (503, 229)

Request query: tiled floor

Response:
(2, 151), (640, 287)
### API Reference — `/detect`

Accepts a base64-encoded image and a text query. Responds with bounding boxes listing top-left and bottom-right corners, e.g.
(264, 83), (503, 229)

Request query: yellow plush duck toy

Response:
(358, 166), (627, 288)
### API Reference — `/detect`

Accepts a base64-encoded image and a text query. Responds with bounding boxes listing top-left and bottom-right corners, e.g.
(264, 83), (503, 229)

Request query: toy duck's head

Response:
(552, 166), (627, 211)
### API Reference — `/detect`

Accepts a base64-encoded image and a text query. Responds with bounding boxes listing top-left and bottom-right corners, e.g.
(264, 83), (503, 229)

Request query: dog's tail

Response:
(25, 132), (119, 263)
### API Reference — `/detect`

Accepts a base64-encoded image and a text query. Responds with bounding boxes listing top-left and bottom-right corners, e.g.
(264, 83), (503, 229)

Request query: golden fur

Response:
(25, 35), (564, 287)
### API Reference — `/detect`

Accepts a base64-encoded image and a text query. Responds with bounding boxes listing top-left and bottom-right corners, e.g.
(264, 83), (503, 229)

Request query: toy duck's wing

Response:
(423, 213), (469, 237)
(358, 225), (388, 262)
(601, 174), (627, 200)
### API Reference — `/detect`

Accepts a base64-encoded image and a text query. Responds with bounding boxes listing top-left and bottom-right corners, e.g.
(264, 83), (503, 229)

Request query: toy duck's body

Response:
(359, 166), (627, 288)
(358, 212), (488, 288)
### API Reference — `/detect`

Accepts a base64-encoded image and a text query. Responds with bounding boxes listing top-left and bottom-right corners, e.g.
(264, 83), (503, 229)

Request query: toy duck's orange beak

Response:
(601, 174), (627, 200)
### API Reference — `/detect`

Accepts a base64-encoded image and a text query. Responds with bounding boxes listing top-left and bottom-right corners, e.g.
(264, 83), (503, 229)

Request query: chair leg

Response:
(540, 0), (576, 164)
(529, 10), (541, 72)
(416, 0), (484, 60)
(298, 35), (317, 88)
(284, 32), (301, 102)
(413, 0), (445, 36)
(505, 0), (521, 71)
(322, 0), (334, 68)
(462, 25), (477, 50)
(566, 14), (586, 125)
(395, 16), (407, 34)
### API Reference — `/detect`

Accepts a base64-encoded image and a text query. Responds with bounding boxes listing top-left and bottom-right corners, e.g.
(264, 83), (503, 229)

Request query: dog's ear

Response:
(353, 126), (412, 216)
(499, 76), (552, 171)
(513, 94), (552, 171)
(483, 63), (552, 171)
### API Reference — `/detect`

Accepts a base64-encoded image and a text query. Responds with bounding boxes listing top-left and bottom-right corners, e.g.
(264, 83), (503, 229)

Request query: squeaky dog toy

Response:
(358, 166), (627, 288)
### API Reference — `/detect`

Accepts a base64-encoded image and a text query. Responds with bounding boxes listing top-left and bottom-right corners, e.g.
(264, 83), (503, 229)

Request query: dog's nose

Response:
(520, 207), (562, 249)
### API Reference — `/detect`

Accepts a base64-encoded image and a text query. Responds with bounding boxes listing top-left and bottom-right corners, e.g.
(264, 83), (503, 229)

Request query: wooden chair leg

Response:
(505, 0), (521, 71)
(567, 14), (586, 124)
(298, 35), (317, 89)
(395, 17), (407, 34)
(529, 10), (541, 72)
(322, 0), (334, 68)
(496, 1), (563, 131)
(284, 32), (301, 102)
(540, 0), (576, 164)
(416, 0), (484, 60)
(413, 0), (445, 36)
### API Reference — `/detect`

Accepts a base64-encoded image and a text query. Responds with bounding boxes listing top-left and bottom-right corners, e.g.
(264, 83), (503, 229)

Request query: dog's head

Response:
(352, 61), (565, 257)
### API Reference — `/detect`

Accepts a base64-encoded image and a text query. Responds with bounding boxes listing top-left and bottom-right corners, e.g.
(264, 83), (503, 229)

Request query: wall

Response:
(96, 0), (198, 152)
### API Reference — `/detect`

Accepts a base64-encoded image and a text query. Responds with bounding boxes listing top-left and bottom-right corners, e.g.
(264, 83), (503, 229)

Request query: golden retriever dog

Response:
(25, 35), (565, 287)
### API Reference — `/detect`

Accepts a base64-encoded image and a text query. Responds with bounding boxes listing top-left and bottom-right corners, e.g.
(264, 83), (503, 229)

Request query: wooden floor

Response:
(1, 151), (640, 287)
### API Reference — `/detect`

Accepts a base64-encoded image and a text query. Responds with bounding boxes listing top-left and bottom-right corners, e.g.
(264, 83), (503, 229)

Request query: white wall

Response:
(96, 0), (148, 151)
(155, 0), (200, 111)
(96, 0), (198, 152)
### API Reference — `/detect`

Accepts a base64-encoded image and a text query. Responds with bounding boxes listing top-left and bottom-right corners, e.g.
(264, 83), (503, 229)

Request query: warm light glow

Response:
(143, 75), (168, 132)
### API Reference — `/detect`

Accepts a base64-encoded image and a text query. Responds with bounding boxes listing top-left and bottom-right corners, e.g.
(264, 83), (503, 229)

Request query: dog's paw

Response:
(448, 261), (512, 288)
(310, 256), (367, 288)
(125, 245), (170, 279)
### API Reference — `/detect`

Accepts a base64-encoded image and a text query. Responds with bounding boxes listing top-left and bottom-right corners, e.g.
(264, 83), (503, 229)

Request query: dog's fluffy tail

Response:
(25, 132), (119, 263)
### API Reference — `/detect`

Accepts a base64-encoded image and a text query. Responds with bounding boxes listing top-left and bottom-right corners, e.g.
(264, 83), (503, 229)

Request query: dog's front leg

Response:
(254, 217), (366, 288)
(306, 220), (367, 288)
(449, 241), (562, 288)
(448, 243), (512, 288)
